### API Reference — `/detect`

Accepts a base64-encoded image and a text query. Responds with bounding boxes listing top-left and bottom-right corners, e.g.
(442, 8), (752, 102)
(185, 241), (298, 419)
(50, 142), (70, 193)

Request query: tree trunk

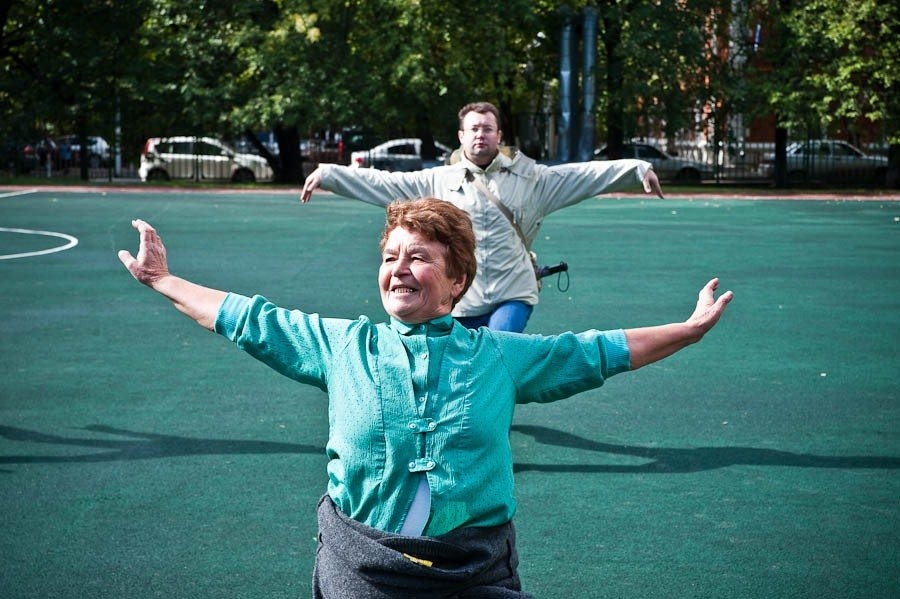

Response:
(602, 12), (624, 159)
(774, 125), (788, 188)
(887, 143), (900, 189)
(274, 124), (302, 183)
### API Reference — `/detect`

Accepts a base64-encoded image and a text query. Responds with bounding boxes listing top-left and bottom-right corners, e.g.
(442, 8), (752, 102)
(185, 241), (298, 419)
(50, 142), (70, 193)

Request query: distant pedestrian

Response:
(58, 139), (72, 172)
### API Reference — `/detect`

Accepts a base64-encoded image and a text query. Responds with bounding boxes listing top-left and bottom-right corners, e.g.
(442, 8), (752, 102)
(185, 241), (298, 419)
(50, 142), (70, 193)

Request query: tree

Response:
(592, 0), (728, 160)
(789, 0), (900, 186)
(745, 0), (899, 186)
(1, 0), (148, 179)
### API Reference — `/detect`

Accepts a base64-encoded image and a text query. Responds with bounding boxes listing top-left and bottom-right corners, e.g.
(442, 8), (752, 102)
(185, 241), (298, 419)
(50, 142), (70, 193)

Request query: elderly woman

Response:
(119, 198), (732, 598)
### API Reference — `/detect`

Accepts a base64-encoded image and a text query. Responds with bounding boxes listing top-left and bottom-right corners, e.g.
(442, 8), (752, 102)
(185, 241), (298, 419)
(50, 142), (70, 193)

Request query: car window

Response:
(170, 141), (193, 154)
(636, 145), (664, 159)
(197, 141), (224, 156)
(834, 143), (859, 157)
(388, 143), (416, 155)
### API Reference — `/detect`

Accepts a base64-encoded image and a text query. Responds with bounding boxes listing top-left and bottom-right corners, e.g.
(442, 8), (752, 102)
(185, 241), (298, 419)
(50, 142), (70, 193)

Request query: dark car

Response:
(20, 138), (58, 173)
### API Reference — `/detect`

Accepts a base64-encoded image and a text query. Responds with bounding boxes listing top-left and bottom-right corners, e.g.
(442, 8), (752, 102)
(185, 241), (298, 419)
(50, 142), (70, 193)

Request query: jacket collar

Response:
(390, 313), (455, 336)
(445, 146), (536, 190)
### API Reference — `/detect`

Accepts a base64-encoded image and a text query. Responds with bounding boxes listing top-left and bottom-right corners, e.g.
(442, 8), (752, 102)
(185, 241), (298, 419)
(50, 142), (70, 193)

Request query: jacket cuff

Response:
(214, 292), (251, 340)
(604, 328), (632, 374)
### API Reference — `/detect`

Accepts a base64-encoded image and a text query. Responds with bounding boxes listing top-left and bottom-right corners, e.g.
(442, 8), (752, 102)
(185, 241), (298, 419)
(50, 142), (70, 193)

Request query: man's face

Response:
(458, 111), (502, 165)
(379, 226), (466, 323)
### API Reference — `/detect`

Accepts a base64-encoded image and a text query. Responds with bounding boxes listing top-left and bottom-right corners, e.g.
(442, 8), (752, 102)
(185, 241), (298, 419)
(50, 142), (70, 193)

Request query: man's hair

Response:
(381, 198), (477, 305)
(458, 101), (501, 130)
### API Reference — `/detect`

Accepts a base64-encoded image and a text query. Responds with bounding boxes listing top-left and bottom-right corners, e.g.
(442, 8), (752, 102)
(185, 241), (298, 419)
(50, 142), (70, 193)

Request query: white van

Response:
(139, 136), (274, 183)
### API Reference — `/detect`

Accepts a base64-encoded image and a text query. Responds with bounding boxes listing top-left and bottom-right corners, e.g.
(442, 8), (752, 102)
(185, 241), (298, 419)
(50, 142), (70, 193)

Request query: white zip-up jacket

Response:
(316, 148), (652, 317)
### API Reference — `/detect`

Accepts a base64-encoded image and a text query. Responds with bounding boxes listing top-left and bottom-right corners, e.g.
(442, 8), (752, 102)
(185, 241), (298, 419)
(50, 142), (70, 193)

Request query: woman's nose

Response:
(391, 256), (411, 274)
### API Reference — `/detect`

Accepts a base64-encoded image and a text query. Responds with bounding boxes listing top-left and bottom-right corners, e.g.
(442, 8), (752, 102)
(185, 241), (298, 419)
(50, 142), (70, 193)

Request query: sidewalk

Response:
(3, 181), (900, 201)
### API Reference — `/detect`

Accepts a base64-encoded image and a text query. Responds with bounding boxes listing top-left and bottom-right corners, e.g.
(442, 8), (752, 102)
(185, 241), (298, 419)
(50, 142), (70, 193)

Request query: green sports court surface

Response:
(1, 187), (898, 598)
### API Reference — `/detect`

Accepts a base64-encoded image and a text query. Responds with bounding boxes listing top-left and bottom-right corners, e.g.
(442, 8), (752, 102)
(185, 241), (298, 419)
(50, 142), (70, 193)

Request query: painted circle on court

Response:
(0, 227), (79, 260)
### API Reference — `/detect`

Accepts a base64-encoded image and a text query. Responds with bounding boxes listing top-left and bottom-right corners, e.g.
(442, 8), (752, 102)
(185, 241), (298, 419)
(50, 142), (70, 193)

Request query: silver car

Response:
(350, 138), (452, 172)
(594, 142), (714, 183)
(139, 136), (274, 183)
(758, 139), (888, 184)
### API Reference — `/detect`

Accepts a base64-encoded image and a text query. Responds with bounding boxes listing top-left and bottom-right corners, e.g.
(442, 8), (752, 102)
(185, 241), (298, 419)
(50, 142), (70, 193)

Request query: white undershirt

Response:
(399, 475), (432, 536)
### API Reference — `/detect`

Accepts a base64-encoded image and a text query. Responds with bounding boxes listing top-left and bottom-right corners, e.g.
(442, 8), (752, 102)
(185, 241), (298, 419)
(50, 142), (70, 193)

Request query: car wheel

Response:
(874, 167), (888, 186)
(231, 169), (256, 183)
(89, 154), (102, 169)
(146, 169), (170, 181)
(675, 168), (701, 184)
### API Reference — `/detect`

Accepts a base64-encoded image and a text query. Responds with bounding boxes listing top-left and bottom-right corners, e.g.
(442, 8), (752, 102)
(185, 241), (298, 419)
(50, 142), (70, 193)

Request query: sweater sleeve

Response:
(214, 292), (339, 390)
(492, 328), (632, 404)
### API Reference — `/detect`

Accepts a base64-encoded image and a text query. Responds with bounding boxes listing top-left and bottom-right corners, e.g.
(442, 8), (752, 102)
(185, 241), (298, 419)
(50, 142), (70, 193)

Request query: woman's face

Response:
(379, 226), (466, 323)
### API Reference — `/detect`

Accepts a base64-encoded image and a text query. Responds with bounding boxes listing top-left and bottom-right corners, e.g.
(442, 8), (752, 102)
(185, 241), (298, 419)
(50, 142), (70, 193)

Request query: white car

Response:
(139, 136), (274, 183)
(758, 139), (888, 184)
(350, 138), (452, 172)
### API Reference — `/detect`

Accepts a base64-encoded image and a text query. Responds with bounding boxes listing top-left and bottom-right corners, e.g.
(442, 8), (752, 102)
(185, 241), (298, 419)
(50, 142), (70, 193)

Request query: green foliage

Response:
(1, 0), (146, 138)
(1, 0), (895, 175)
(748, 0), (899, 143)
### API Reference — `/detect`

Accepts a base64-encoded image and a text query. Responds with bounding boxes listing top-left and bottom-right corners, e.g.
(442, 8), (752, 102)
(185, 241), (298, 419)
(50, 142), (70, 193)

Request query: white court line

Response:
(0, 189), (40, 199)
(0, 227), (79, 260)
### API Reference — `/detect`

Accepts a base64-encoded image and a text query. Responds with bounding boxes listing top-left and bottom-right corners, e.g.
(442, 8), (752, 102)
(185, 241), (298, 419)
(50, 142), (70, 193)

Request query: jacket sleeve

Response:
(490, 328), (632, 404)
(534, 159), (652, 214)
(318, 164), (440, 207)
(215, 292), (353, 391)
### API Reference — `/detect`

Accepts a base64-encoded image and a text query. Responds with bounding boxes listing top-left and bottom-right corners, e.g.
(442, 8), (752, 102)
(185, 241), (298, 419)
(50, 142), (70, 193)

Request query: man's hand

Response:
(642, 169), (664, 199)
(300, 168), (323, 203)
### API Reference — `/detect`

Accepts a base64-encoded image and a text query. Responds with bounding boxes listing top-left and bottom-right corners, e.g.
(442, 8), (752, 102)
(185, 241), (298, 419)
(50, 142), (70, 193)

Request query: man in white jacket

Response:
(301, 101), (663, 332)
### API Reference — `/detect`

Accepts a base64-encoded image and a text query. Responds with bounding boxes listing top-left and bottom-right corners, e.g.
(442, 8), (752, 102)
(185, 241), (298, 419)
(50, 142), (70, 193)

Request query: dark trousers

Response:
(454, 300), (534, 333)
(313, 495), (533, 598)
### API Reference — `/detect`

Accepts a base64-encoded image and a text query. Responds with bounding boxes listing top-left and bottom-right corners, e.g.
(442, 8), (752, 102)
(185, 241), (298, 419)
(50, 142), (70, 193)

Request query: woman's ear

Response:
(451, 273), (467, 302)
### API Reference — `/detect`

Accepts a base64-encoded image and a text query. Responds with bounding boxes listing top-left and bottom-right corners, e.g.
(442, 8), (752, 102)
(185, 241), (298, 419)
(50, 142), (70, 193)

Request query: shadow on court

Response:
(0, 424), (321, 470)
(511, 424), (900, 474)
(3, 424), (897, 474)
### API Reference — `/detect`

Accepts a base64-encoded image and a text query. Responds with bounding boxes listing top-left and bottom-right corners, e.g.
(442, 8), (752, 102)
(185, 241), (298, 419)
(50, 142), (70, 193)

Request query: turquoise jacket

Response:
(216, 293), (631, 536)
